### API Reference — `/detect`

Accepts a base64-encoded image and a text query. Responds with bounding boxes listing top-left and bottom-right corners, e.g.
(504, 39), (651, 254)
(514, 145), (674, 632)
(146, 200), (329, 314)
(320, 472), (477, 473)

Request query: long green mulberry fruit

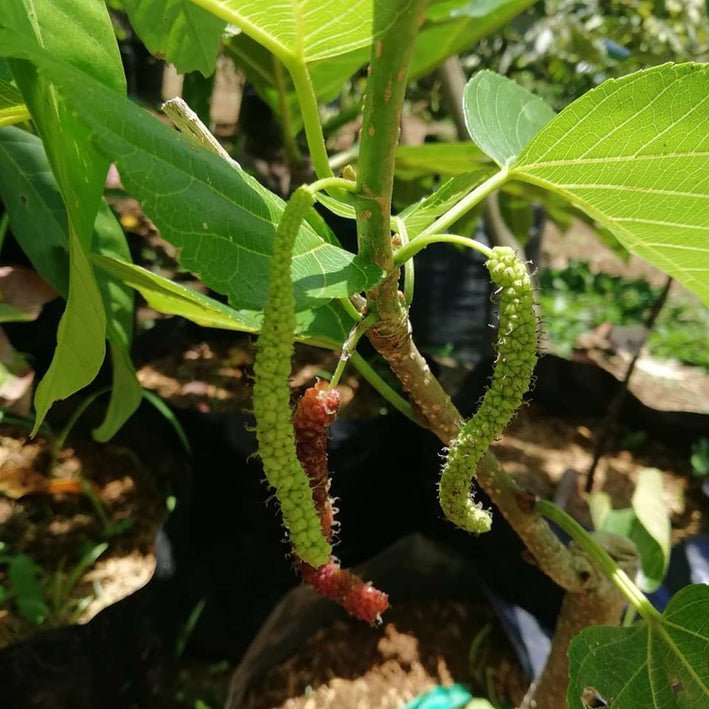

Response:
(252, 187), (331, 568)
(439, 246), (537, 533)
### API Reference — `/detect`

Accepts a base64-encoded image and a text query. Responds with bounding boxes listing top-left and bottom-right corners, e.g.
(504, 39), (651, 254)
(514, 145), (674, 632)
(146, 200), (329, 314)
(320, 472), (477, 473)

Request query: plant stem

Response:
(355, 1), (427, 277)
(417, 167), (510, 239)
(0, 212), (9, 253)
(309, 177), (358, 195)
(330, 311), (378, 388)
(394, 233), (493, 266)
(354, 0), (464, 441)
(352, 2), (595, 600)
(585, 275), (673, 492)
(437, 56), (468, 140)
(338, 297), (363, 322)
(55, 387), (110, 452)
(392, 217), (415, 306)
(272, 55), (304, 168)
(78, 478), (112, 532)
(288, 59), (333, 181)
(322, 100), (362, 135)
(329, 144), (360, 173)
(535, 499), (660, 620)
(162, 98), (238, 167)
(349, 352), (422, 425)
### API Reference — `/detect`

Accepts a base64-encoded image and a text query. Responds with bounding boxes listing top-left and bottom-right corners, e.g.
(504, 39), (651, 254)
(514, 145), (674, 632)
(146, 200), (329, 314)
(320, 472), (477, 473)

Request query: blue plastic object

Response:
(402, 684), (473, 709)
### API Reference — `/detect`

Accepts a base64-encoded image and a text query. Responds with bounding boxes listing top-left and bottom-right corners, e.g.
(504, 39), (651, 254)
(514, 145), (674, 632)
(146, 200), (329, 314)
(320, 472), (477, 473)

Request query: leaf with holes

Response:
(567, 584), (709, 708)
(512, 63), (709, 305)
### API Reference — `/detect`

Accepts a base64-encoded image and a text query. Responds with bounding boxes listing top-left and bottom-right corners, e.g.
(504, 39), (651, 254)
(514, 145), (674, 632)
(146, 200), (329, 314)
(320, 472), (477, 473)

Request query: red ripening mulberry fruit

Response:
(300, 561), (389, 625)
(294, 381), (389, 624)
(293, 380), (340, 539)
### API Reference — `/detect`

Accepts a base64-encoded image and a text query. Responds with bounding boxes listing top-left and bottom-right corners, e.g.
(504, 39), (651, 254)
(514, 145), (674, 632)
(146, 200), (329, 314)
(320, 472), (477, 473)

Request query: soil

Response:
(0, 417), (184, 650)
(493, 404), (706, 545)
(244, 600), (527, 709)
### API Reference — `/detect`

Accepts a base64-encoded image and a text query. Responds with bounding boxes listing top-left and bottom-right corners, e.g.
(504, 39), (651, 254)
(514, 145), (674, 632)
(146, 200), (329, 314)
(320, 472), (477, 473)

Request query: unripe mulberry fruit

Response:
(439, 246), (537, 533)
(253, 187), (330, 568)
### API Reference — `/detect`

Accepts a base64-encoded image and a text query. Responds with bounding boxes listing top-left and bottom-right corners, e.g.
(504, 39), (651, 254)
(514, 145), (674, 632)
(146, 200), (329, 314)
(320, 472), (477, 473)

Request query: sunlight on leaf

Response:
(0, 78), (28, 127)
(410, 0), (537, 79)
(24, 57), (382, 312)
(190, 0), (412, 64)
(92, 255), (350, 348)
(513, 63), (709, 305)
(0, 128), (140, 439)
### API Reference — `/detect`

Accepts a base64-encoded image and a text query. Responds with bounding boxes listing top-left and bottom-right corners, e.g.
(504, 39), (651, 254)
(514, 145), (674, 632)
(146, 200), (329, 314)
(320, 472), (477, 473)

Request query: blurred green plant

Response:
(469, 0), (709, 109)
(691, 438), (709, 477)
(538, 262), (709, 370)
(0, 541), (107, 629)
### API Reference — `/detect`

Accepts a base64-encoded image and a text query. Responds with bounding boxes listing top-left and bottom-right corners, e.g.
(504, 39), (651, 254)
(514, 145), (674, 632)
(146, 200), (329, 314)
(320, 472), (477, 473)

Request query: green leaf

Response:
(497, 191), (535, 246)
(0, 127), (70, 294)
(193, 0), (413, 64)
(567, 584), (709, 708)
(91, 254), (260, 333)
(141, 389), (192, 456)
(123, 0), (225, 76)
(24, 56), (381, 311)
(589, 483), (670, 593)
(0, 0), (126, 432)
(91, 205), (141, 440)
(0, 127), (141, 439)
(226, 34), (367, 137)
(0, 302), (35, 323)
(463, 70), (556, 167)
(1, 0), (125, 239)
(631, 468), (671, 591)
(513, 63), (709, 306)
(32, 238), (106, 429)
(92, 339), (141, 442)
(426, 0), (532, 22)
(8, 554), (48, 625)
(0, 77), (28, 127)
(399, 170), (491, 237)
(92, 254), (352, 348)
(410, 0), (537, 79)
(395, 142), (488, 178)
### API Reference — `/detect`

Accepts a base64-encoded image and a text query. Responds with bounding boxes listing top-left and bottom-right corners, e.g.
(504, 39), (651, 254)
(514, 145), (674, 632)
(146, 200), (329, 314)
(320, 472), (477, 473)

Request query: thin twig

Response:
(585, 275), (673, 492)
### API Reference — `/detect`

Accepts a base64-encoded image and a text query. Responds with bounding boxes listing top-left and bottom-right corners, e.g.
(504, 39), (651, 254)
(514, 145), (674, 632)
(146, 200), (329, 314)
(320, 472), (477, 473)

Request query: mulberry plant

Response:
(1, 1), (708, 708)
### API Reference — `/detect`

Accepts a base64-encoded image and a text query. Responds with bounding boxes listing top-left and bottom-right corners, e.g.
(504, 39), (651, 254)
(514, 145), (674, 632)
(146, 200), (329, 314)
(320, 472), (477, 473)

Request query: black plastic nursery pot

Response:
(224, 534), (542, 709)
